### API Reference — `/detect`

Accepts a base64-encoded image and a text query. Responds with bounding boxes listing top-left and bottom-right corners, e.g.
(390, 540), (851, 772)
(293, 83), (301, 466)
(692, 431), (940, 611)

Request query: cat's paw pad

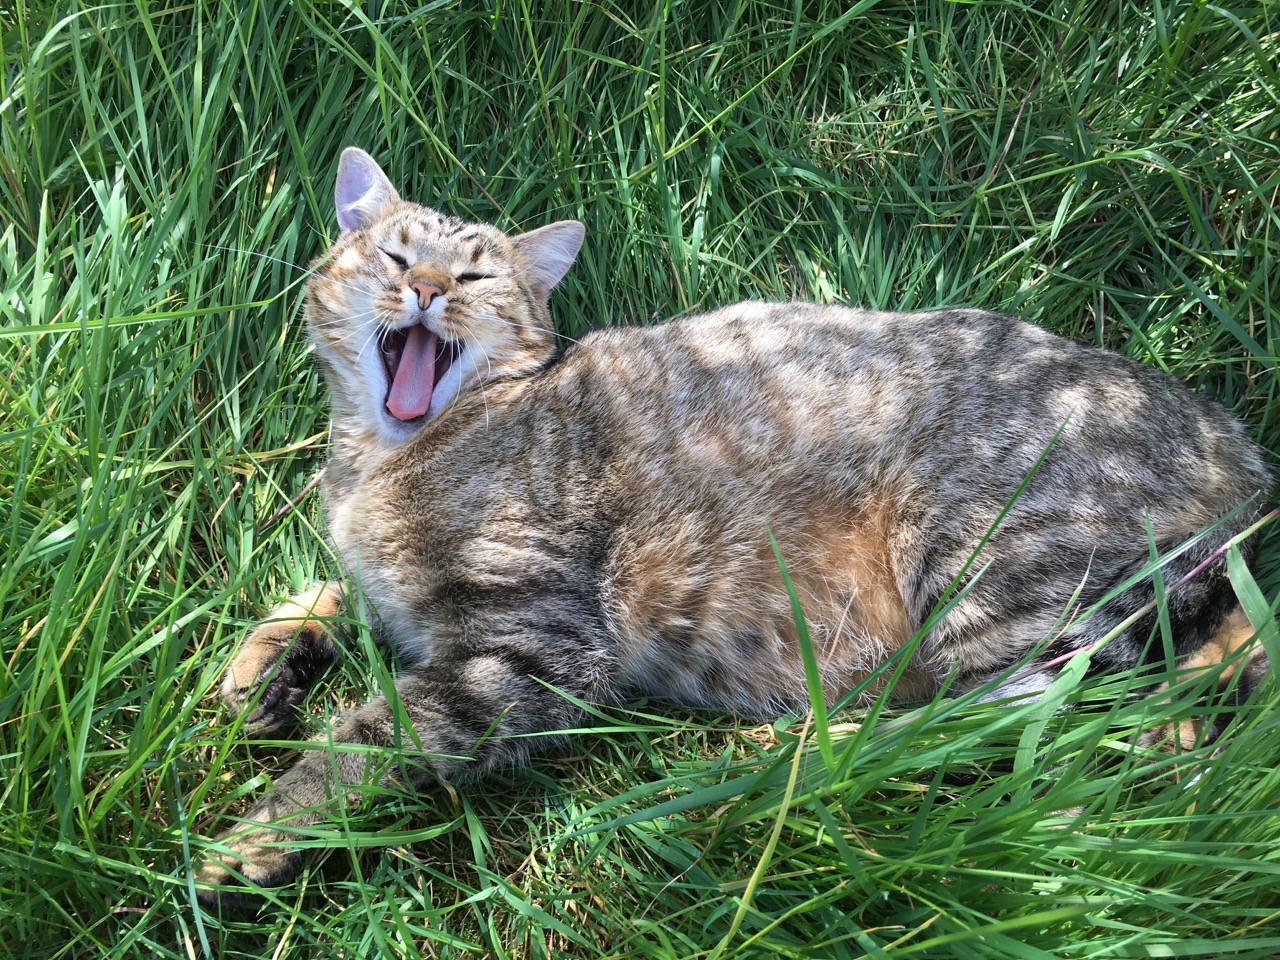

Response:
(220, 622), (334, 732)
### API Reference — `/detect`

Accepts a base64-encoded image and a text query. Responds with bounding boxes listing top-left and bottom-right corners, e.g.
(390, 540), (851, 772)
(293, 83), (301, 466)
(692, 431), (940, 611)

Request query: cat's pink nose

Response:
(409, 281), (443, 310)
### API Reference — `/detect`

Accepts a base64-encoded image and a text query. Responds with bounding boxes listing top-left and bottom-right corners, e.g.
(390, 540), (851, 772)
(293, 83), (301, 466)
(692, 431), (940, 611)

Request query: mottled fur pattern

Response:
(196, 148), (1272, 903)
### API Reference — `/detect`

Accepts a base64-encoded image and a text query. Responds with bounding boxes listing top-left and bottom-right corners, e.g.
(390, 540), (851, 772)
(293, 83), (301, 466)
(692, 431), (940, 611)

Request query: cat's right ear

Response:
(513, 220), (586, 301)
(335, 148), (400, 233)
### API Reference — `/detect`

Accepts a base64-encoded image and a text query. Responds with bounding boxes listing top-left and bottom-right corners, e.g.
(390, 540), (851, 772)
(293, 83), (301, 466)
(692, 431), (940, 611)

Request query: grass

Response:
(2, 0), (1279, 956)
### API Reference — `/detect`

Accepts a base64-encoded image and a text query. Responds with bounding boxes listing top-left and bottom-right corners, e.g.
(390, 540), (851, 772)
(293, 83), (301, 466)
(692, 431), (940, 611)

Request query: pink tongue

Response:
(386, 326), (438, 420)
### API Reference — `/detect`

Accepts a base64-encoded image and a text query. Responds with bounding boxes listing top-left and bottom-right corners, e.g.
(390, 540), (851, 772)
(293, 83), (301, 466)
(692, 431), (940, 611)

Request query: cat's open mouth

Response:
(380, 324), (463, 421)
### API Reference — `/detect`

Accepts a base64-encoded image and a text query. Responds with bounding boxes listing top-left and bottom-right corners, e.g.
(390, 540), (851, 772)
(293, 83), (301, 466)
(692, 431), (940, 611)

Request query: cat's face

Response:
(305, 148), (584, 446)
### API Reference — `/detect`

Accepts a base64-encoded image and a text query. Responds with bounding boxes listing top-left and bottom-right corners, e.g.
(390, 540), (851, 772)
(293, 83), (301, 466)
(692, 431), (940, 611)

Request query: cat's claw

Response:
(222, 660), (304, 732)
(220, 620), (336, 732)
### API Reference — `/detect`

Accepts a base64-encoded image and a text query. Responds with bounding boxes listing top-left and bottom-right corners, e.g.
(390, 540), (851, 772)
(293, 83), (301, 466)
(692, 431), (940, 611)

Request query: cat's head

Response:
(305, 147), (584, 446)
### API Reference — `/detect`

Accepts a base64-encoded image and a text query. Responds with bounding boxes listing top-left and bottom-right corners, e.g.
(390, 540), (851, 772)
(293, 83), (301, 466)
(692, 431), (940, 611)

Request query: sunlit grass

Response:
(2, 1), (1278, 957)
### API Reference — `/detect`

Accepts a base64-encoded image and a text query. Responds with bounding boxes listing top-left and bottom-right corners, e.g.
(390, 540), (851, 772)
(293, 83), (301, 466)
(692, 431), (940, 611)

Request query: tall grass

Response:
(2, 1), (1278, 957)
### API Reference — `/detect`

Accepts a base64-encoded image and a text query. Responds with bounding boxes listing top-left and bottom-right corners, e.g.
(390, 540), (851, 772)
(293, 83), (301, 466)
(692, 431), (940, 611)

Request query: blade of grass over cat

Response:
(1227, 545), (1280, 675)
(767, 529), (834, 770)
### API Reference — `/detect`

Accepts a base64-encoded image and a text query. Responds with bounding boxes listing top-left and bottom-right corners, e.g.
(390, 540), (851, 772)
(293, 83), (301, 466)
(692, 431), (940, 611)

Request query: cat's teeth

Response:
(380, 328), (408, 378)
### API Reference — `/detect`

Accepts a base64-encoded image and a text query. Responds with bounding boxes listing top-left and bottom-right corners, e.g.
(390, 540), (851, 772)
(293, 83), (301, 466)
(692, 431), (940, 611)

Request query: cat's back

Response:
(558, 300), (1267, 582)
(549, 302), (962, 479)
(548, 301), (1260, 494)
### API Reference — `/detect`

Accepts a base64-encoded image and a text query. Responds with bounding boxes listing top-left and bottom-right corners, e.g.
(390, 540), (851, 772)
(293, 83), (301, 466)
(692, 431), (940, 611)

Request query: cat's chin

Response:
(376, 406), (433, 444)
(386, 406), (428, 428)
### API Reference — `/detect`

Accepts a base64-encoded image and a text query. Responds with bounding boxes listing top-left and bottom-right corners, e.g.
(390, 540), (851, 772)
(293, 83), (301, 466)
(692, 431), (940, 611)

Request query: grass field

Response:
(3, 1), (1280, 957)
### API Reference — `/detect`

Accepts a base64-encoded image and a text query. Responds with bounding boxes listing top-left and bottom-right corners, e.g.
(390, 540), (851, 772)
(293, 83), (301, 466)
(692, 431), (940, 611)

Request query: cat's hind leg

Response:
(1142, 604), (1270, 751)
(220, 582), (345, 732)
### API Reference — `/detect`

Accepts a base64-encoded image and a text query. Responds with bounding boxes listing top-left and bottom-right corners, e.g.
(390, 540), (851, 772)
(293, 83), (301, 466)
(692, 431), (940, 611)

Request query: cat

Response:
(195, 146), (1272, 904)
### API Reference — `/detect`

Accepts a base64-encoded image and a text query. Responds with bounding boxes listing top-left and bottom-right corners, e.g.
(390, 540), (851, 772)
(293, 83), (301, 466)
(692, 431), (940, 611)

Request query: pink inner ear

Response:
(337, 165), (373, 206)
(336, 164), (376, 232)
(335, 149), (397, 233)
(515, 221), (585, 298)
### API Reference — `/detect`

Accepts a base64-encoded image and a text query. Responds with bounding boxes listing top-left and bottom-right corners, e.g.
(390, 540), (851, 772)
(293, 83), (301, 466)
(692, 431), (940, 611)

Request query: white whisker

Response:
(472, 311), (583, 347)
(475, 344), (493, 429)
(317, 309), (380, 349)
(194, 241), (379, 299)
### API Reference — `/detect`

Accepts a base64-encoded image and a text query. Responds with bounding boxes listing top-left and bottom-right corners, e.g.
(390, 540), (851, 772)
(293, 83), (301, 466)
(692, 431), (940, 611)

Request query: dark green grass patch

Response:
(2, 1), (1278, 957)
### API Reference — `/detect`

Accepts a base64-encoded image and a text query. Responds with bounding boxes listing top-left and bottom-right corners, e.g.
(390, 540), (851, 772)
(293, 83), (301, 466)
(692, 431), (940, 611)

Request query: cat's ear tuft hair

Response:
(513, 221), (585, 301)
(335, 148), (400, 234)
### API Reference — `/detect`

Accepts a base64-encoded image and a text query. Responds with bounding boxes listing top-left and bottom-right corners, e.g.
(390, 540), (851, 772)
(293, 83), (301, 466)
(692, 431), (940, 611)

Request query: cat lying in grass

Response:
(195, 147), (1271, 904)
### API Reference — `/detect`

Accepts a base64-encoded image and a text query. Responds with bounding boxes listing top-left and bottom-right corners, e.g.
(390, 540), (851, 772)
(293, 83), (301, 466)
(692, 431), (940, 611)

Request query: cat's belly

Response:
(599, 497), (938, 713)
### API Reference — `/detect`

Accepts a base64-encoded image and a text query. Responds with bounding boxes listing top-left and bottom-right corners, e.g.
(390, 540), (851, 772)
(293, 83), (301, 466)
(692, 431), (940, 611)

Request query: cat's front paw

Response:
(195, 823), (305, 908)
(220, 620), (333, 731)
(221, 585), (342, 731)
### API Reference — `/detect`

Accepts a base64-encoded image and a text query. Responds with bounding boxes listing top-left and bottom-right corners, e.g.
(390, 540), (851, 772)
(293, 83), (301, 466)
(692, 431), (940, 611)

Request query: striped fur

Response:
(196, 148), (1272, 903)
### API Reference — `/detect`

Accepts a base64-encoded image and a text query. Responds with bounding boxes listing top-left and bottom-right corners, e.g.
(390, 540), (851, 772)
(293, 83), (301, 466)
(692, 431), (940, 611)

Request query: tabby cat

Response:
(196, 147), (1271, 902)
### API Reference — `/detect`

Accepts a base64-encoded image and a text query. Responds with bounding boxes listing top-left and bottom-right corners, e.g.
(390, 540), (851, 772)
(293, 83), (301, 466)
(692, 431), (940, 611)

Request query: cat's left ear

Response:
(335, 147), (400, 233)
(513, 221), (585, 301)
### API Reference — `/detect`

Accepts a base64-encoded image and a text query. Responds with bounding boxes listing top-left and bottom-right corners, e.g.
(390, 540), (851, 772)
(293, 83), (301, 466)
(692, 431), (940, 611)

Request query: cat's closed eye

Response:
(457, 270), (491, 283)
(379, 247), (409, 269)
